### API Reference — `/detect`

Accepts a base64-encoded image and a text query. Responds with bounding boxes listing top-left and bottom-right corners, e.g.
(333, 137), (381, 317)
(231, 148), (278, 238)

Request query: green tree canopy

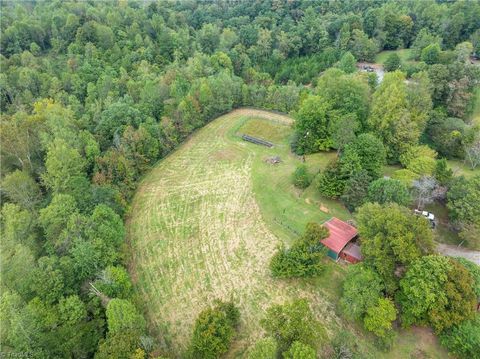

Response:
(439, 315), (480, 359)
(337, 52), (356, 74)
(292, 165), (311, 189)
(39, 194), (78, 252)
(42, 138), (87, 193)
(398, 255), (476, 333)
(421, 43), (441, 65)
(86, 204), (125, 268)
(189, 300), (240, 359)
(341, 170), (371, 212)
(1, 170), (42, 210)
(294, 95), (331, 154)
(447, 175), (480, 225)
(368, 71), (431, 162)
(340, 264), (385, 321)
(356, 203), (434, 293)
(247, 337), (277, 359)
(93, 265), (133, 299)
(367, 178), (411, 206)
(95, 330), (141, 359)
(106, 299), (146, 336)
(347, 133), (386, 179)
(363, 297), (397, 338)
(261, 299), (325, 354)
(283, 341), (316, 359)
(384, 53), (401, 72)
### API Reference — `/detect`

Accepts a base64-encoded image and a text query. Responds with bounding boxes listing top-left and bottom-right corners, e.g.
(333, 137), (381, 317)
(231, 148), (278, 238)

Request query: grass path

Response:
(127, 109), (340, 356)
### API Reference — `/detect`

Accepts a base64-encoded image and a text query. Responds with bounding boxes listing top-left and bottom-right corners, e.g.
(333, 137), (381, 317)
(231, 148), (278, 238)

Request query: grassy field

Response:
(447, 158), (480, 178)
(375, 49), (414, 64)
(128, 109), (448, 358)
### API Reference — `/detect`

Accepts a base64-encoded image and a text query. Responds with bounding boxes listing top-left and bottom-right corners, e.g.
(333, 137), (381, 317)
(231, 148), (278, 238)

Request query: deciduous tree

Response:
(261, 299), (325, 354)
(367, 178), (411, 206)
(42, 138), (86, 193)
(363, 298), (397, 338)
(39, 194), (78, 251)
(357, 203), (434, 293)
(384, 53), (401, 72)
(1, 170), (42, 210)
(398, 255), (476, 333)
(369, 71), (429, 161)
(247, 337), (277, 359)
(283, 341), (316, 359)
(421, 43), (441, 64)
(337, 52), (356, 74)
(292, 165), (311, 189)
(340, 264), (385, 321)
(447, 175), (480, 225)
(189, 301), (239, 359)
(341, 170), (371, 212)
(106, 299), (146, 335)
(439, 315), (480, 359)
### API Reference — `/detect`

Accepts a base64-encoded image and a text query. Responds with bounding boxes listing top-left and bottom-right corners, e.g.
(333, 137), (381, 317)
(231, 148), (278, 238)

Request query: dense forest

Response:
(1, 0), (479, 358)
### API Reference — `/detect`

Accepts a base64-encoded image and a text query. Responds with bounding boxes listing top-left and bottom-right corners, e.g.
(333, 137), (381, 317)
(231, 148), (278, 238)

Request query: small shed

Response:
(321, 217), (359, 263)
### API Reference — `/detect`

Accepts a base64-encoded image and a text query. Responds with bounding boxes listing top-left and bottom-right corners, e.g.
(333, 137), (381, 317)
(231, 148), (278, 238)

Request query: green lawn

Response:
(128, 109), (448, 358)
(375, 49), (414, 64)
(244, 128), (347, 243)
(425, 202), (461, 246)
(383, 164), (402, 177)
(447, 159), (480, 178)
(238, 117), (292, 143)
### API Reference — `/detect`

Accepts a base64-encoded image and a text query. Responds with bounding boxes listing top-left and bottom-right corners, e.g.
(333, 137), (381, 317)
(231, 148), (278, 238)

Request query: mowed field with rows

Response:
(127, 109), (341, 356)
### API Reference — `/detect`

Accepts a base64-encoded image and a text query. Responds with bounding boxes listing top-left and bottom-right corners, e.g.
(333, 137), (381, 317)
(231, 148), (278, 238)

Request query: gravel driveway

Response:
(437, 243), (480, 265)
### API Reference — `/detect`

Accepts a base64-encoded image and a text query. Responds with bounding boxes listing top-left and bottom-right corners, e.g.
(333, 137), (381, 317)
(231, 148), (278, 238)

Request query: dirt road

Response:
(437, 243), (480, 265)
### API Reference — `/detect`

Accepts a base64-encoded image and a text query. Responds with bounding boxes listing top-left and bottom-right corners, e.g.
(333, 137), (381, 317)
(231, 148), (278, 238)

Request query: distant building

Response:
(321, 217), (362, 264)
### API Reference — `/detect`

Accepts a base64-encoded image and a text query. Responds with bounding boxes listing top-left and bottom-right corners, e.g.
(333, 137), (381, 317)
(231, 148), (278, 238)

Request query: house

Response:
(321, 217), (362, 264)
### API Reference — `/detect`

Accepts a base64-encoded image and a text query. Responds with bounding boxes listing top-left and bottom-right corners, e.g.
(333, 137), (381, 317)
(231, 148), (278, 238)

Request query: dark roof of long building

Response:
(321, 217), (358, 254)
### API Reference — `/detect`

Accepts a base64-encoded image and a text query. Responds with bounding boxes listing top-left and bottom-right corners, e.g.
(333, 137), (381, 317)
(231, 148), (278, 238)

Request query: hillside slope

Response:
(127, 109), (340, 355)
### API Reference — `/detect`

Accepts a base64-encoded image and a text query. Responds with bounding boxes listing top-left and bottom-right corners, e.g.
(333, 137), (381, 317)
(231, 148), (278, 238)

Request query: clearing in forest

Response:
(128, 109), (449, 358)
(127, 109), (340, 356)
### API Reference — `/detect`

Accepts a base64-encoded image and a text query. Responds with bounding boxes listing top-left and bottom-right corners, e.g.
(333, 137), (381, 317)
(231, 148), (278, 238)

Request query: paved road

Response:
(437, 243), (480, 265)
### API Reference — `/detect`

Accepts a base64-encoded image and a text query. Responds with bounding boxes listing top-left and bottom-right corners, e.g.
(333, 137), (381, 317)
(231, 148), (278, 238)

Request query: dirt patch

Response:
(437, 243), (480, 265)
(319, 203), (330, 213)
(409, 327), (439, 352)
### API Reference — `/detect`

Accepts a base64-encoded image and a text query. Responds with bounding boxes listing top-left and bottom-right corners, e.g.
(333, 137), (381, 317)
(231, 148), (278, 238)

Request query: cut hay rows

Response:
(128, 109), (340, 355)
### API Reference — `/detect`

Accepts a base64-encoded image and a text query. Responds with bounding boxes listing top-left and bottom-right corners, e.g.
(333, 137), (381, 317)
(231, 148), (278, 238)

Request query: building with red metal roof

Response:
(321, 217), (361, 263)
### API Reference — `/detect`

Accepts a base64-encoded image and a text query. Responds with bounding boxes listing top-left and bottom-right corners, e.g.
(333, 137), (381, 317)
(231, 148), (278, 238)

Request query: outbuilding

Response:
(339, 243), (363, 264)
(321, 217), (361, 263)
